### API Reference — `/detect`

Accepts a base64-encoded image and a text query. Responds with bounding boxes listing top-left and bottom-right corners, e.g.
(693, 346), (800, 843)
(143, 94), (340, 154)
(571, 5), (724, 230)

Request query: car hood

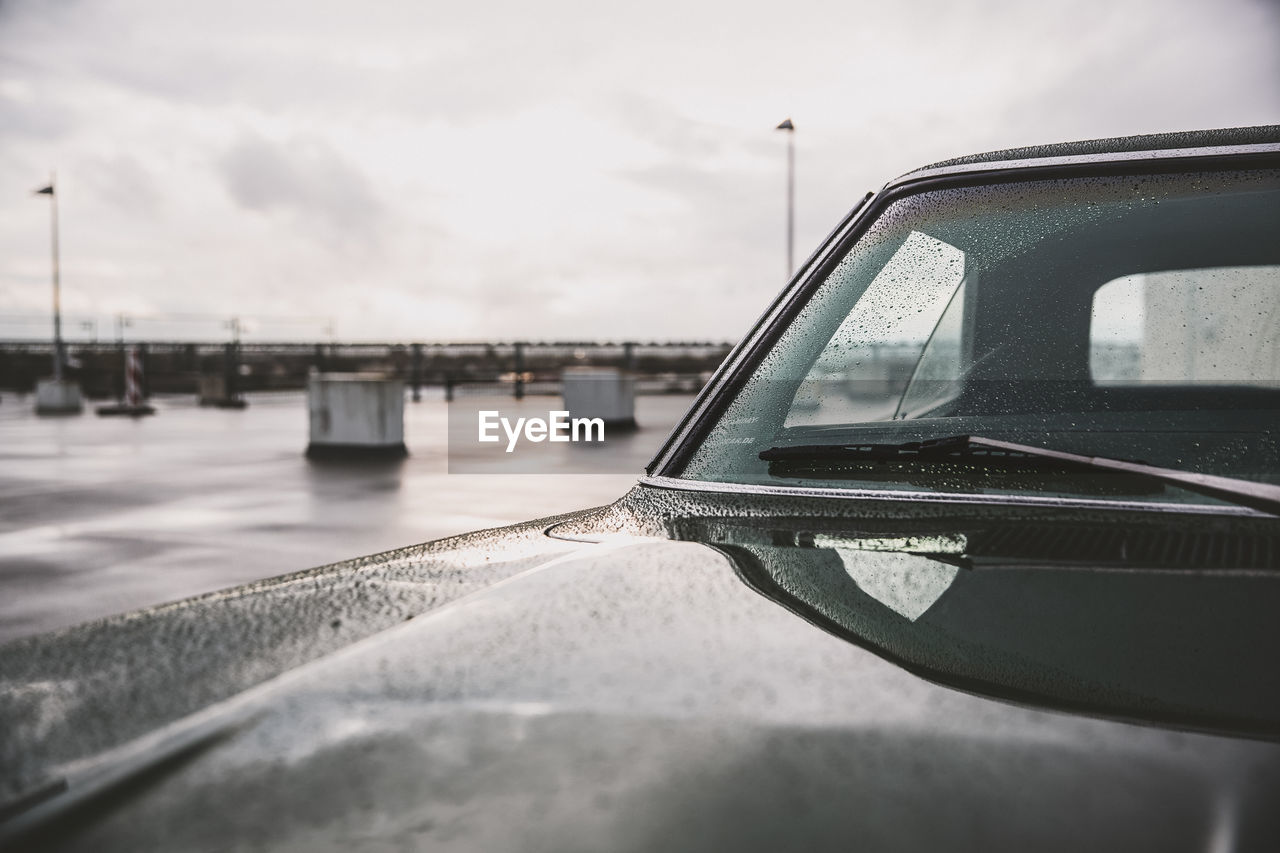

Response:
(4, 486), (1280, 851)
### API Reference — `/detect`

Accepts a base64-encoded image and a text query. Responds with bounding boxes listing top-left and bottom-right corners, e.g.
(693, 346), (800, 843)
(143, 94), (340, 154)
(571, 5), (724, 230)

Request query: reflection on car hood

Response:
(4, 485), (1280, 851)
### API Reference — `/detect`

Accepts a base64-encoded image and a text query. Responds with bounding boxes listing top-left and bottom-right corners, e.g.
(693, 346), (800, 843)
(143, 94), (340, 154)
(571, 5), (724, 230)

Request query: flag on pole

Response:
(35, 185), (54, 195)
(776, 118), (794, 131)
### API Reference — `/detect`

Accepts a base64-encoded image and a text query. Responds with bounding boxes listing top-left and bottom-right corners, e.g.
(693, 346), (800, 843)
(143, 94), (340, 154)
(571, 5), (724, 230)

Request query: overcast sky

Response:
(1, 0), (1277, 343)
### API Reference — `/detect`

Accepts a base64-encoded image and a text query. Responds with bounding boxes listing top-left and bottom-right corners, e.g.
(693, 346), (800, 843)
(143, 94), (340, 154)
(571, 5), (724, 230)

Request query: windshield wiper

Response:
(759, 434), (1280, 516)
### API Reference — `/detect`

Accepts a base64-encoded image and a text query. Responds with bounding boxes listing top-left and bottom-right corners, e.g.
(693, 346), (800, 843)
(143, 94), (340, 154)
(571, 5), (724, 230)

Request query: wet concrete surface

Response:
(0, 389), (694, 643)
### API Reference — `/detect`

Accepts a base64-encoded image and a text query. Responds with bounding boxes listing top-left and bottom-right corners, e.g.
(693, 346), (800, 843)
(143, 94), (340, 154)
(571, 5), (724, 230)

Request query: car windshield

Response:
(680, 167), (1280, 508)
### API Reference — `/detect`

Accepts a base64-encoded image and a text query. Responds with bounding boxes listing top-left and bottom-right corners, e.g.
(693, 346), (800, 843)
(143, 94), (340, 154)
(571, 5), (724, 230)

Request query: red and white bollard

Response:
(96, 344), (156, 417)
(125, 345), (144, 408)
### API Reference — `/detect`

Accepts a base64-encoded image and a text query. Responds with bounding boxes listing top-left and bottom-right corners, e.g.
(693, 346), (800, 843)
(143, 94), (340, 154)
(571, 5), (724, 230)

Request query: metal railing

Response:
(0, 340), (735, 399)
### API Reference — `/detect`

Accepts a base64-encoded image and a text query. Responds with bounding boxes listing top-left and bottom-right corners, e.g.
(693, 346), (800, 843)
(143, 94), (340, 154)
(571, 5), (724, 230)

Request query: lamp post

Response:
(34, 174), (62, 380)
(31, 173), (82, 414)
(776, 118), (795, 278)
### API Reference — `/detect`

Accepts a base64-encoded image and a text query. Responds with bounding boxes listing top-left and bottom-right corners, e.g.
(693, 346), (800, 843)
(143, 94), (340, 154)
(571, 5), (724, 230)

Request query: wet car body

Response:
(4, 127), (1280, 851)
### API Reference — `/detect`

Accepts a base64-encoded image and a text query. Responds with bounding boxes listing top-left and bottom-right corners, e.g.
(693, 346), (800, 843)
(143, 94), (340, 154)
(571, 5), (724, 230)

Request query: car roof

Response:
(899, 124), (1280, 179)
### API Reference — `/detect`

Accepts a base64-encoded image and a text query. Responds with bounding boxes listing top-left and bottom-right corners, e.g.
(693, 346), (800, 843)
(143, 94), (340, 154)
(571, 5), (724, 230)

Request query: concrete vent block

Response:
(561, 367), (636, 428)
(35, 378), (83, 416)
(306, 373), (407, 459)
(198, 375), (247, 409)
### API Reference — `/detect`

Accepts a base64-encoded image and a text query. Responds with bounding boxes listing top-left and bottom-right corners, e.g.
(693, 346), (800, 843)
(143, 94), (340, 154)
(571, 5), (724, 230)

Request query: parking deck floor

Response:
(0, 389), (692, 643)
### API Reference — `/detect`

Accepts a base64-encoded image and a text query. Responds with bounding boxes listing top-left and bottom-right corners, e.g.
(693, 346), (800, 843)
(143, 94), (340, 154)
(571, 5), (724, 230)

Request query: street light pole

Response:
(776, 119), (795, 278)
(35, 173), (63, 380)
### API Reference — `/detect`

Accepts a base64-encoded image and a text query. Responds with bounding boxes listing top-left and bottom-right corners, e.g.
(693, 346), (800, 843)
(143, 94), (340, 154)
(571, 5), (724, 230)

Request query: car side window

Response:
(783, 231), (966, 427)
(1090, 266), (1280, 386)
(895, 276), (970, 419)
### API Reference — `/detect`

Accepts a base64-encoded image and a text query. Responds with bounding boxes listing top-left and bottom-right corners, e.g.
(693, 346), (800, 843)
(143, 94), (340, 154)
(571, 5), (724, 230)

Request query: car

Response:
(3, 125), (1279, 851)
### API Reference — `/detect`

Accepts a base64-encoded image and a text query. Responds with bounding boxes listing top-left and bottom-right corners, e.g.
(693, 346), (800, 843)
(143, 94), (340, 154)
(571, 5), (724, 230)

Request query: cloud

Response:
(0, 83), (78, 140)
(600, 93), (730, 161)
(992, 0), (1280, 142)
(217, 133), (386, 246)
(79, 153), (163, 217)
